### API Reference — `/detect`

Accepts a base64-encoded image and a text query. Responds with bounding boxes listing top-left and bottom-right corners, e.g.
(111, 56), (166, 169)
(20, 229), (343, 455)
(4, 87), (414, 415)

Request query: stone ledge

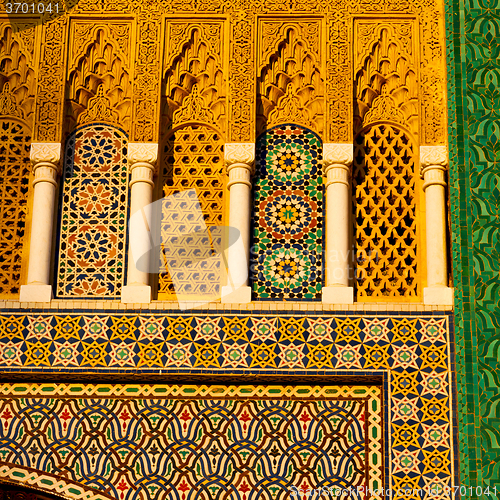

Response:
(0, 299), (453, 312)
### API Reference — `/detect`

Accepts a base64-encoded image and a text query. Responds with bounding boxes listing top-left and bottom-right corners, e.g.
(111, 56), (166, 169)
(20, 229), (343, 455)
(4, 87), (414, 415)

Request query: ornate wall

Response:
(445, 0), (500, 491)
(0, 0), (470, 496)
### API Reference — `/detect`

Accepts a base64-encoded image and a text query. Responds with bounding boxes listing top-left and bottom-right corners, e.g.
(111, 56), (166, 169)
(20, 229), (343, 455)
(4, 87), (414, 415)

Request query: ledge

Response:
(0, 299), (453, 312)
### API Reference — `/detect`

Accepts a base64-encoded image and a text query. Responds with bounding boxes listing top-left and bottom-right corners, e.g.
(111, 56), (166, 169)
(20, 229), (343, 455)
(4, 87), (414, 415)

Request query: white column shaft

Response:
(423, 167), (448, 287)
(127, 164), (154, 287)
(325, 165), (350, 287)
(26, 165), (58, 285)
(227, 176), (251, 287)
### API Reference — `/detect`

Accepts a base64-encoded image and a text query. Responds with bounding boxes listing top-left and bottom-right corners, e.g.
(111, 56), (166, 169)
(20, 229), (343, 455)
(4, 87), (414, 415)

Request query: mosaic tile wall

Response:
(445, 0), (500, 491)
(252, 125), (324, 301)
(0, 384), (382, 500)
(0, 311), (456, 496)
(55, 125), (129, 299)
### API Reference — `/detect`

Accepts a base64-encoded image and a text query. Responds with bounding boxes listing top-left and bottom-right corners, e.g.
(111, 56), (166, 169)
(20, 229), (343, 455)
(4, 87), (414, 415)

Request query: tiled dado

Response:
(0, 312), (457, 496)
(0, 300), (453, 312)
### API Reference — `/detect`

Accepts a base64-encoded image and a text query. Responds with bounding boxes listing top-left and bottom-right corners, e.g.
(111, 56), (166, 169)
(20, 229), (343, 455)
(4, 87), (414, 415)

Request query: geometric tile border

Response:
(0, 462), (114, 500)
(0, 312), (457, 495)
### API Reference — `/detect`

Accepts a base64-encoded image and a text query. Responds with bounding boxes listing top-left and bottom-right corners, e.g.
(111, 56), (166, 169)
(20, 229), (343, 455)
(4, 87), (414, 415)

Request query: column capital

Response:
(420, 146), (448, 190)
(420, 145), (448, 169)
(128, 143), (158, 187)
(128, 143), (158, 170)
(322, 143), (353, 170)
(30, 142), (62, 169)
(30, 143), (62, 187)
(225, 143), (255, 170)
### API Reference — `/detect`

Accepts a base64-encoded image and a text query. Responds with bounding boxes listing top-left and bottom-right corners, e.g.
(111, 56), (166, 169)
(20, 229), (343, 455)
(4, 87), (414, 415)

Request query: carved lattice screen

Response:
(55, 124), (129, 298)
(252, 124), (323, 300)
(353, 123), (421, 300)
(0, 120), (31, 298)
(158, 125), (225, 300)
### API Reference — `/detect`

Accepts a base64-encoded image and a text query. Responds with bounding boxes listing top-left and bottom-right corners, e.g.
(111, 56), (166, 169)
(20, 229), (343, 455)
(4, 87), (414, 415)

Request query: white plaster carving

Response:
(30, 142), (62, 167)
(224, 143), (255, 168)
(420, 145), (448, 170)
(323, 143), (353, 168)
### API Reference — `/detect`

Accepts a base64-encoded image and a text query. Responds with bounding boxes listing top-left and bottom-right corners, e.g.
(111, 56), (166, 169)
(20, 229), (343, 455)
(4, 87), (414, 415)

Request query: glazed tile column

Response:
(121, 143), (158, 304)
(221, 143), (255, 304)
(322, 143), (354, 304)
(20, 143), (62, 302)
(420, 145), (454, 305)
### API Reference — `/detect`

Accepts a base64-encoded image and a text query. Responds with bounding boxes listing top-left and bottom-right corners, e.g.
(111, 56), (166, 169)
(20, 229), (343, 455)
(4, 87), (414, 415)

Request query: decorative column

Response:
(221, 143), (255, 304)
(321, 143), (354, 304)
(20, 143), (62, 302)
(121, 143), (158, 304)
(420, 146), (454, 305)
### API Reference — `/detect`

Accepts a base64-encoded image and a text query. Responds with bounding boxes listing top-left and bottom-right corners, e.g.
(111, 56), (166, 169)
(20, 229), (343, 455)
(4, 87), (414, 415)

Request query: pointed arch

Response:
(55, 124), (129, 298)
(352, 122), (422, 300)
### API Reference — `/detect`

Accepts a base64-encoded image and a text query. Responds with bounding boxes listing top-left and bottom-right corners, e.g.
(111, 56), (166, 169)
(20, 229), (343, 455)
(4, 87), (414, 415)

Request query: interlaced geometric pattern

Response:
(252, 125), (323, 300)
(0, 384), (383, 500)
(0, 120), (30, 298)
(353, 124), (420, 300)
(159, 125), (225, 299)
(55, 125), (129, 298)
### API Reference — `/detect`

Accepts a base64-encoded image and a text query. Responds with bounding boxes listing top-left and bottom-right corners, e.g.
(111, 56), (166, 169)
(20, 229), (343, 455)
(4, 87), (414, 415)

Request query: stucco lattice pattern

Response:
(159, 125), (225, 299)
(56, 125), (129, 298)
(353, 124), (420, 301)
(0, 384), (382, 500)
(0, 120), (30, 298)
(252, 125), (323, 300)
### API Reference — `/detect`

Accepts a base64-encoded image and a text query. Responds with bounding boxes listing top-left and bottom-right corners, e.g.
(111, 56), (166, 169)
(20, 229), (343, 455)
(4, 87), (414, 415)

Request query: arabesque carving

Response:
(354, 21), (418, 138)
(0, 22), (38, 125)
(66, 21), (133, 133)
(257, 20), (324, 135)
(162, 22), (226, 135)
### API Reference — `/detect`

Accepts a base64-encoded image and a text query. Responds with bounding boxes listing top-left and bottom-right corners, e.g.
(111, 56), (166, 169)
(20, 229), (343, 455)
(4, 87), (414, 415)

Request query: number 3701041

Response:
(5, 2), (59, 13)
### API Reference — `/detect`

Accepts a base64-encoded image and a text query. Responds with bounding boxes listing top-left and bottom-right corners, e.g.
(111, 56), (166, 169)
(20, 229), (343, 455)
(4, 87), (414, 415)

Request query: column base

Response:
(322, 286), (354, 304)
(423, 287), (454, 306)
(221, 285), (252, 304)
(121, 285), (151, 304)
(19, 284), (53, 303)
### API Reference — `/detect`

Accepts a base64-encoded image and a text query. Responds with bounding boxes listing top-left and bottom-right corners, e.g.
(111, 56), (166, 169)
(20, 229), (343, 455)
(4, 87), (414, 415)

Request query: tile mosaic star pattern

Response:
(0, 312), (455, 495)
(252, 124), (323, 300)
(55, 124), (129, 298)
(0, 384), (382, 500)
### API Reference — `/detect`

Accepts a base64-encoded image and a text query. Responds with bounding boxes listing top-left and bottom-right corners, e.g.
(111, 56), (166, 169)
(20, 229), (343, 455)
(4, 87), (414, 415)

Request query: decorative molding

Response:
(0, 463), (114, 500)
(224, 142), (255, 168)
(267, 84), (313, 130)
(323, 143), (353, 168)
(363, 89), (406, 127)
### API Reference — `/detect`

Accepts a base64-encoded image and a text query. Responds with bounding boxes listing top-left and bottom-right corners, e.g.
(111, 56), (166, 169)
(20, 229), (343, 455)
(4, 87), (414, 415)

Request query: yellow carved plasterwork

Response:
(162, 21), (226, 135)
(257, 19), (324, 135)
(0, 20), (39, 126)
(11, 0), (446, 145)
(354, 20), (418, 138)
(66, 20), (134, 133)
